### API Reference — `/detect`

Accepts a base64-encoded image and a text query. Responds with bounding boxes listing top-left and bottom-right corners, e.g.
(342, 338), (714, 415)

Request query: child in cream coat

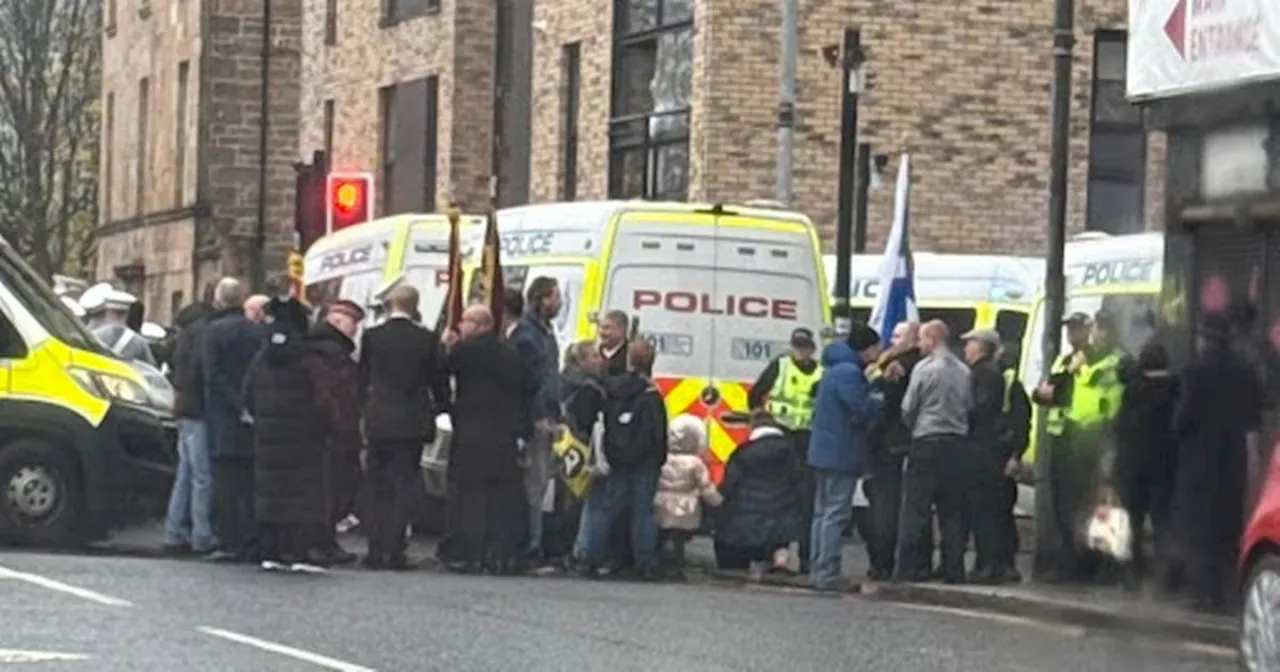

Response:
(654, 414), (723, 578)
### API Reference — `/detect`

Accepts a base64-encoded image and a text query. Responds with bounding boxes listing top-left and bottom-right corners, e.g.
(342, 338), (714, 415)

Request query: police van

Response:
(1020, 232), (1164, 463)
(823, 253), (1044, 350)
(301, 213), (485, 319)
(462, 201), (830, 482)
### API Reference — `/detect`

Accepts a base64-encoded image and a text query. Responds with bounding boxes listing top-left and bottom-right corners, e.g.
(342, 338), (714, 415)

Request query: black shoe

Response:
(967, 567), (999, 585)
(894, 571), (930, 583)
(317, 547), (357, 566)
(639, 567), (662, 582)
(360, 554), (386, 570)
(942, 573), (967, 585)
(385, 555), (417, 571)
(867, 568), (892, 582)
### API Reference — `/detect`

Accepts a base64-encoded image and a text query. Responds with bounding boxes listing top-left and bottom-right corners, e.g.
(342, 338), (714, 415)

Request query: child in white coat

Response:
(654, 414), (723, 578)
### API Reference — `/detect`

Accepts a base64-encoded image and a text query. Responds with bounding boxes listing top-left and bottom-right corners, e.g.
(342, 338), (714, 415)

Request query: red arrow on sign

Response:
(1163, 0), (1187, 58)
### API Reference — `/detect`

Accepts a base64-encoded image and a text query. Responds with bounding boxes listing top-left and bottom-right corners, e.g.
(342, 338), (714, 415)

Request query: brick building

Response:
(301, 0), (1166, 257)
(97, 0), (302, 323)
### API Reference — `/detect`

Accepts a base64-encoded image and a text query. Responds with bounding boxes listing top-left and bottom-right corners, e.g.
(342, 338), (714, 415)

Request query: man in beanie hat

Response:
(806, 323), (885, 591)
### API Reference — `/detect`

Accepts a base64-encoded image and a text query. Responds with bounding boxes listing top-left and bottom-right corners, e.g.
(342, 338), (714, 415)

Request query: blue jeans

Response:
(584, 468), (660, 571)
(572, 480), (606, 559)
(163, 419), (217, 551)
(810, 469), (857, 589)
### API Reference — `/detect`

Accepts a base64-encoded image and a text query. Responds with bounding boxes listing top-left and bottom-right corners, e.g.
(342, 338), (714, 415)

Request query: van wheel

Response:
(0, 439), (83, 546)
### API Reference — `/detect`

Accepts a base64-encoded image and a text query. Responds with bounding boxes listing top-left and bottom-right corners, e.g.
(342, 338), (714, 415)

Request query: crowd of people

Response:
(74, 270), (1262, 612)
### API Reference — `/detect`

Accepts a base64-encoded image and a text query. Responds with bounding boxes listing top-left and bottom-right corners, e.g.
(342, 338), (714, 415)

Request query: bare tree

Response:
(0, 0), (100, 277)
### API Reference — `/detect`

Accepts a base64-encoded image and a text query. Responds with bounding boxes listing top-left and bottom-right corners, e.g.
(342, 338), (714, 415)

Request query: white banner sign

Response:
(1127, 0), (1280, 100)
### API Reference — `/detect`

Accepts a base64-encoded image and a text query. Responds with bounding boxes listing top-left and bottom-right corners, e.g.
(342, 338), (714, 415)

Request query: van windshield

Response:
(1024, 292), (1159, 388)
(0, 244), (107, 354)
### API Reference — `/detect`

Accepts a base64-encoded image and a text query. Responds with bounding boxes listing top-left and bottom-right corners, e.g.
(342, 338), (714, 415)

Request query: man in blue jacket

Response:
(808, 324), (885, 591)
(508, 276), (562, 567)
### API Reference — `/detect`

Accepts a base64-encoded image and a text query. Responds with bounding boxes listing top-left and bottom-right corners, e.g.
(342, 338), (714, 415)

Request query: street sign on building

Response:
(1127, 0), (1280, 100)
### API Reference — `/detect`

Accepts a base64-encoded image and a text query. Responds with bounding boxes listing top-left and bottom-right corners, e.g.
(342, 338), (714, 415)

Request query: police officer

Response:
(80, 282), (157, 366)
(749, 326), (823, 571)
(1034, 311), (1126, 581)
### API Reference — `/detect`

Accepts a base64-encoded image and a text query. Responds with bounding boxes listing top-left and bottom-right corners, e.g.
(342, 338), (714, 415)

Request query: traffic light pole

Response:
(1034, 0), (1075, 577)
(832, 28), (862, 338)
(775, 0), (797, 205)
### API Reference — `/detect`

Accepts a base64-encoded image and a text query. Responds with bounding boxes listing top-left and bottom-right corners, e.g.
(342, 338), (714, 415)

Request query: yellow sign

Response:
(552, 430), (593, 499)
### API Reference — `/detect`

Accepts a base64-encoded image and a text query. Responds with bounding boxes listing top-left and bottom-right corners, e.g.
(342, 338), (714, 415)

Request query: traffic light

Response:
(325, 172), (374, 233)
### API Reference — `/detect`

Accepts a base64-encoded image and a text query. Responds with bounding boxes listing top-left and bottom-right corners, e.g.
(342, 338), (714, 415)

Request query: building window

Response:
(381, 0), (438, 28)
(104, 92), (115, 222)
(378, 78), (439, 215)
(323, 99), (335, 162)
(325, 0), (337, 45)
(1087, 31), (1145, 234)
(608, 0), (692, 200)
(562, 42), (581, 201)
(174, 61), (189, 207)
(106, 0), (117, 35)
(136, 76), (150, 218)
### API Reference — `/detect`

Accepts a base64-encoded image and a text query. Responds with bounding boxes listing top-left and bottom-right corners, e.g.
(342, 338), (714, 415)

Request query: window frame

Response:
(1086, 30), (1146, 234)
(562, 42), (581, 201)
(104, 91), (114, 222)
(324, 0), (337, 45)
(607, 0), (693, 201)
(378, 85), (395, 216)
(174, 61), (189, 208)
(381, 0), (440, 28)
(422, 76), (439, 212)
(136, 76), (150, 218)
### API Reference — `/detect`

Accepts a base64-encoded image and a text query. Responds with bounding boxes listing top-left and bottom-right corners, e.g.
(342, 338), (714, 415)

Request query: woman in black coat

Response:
(243, 298), (326, 571)
(715, 415), (806, 574)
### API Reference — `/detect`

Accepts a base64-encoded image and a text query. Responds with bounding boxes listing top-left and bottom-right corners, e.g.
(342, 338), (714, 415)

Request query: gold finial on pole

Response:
(899, 132), (910, 154)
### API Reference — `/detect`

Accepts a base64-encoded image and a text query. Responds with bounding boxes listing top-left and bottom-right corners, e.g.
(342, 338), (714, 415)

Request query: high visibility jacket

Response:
(1070, 349), (1125, 428)
(1045, 353), (1072, 437)
(766, 357), (823, 430)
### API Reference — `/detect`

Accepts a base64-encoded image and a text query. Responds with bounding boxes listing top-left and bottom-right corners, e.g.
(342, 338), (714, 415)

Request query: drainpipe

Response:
(252, 0), (273, 291)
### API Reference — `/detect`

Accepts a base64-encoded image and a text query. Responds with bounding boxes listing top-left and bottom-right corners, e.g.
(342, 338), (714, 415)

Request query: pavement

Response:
(0, 548), (1238, 671)
(74, 520), (1239, 651)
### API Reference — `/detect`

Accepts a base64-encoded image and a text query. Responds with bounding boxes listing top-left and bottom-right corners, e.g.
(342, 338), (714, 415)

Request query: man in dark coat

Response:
(202, 278), (268, 563)
(960, 328), (1009, 584)
(596, 310), (629, 376)
(304, 299), (365, 565)
(243, 298), (323, 571)
(864, 321), (922, 580)
(162, 302), (216, 555)
(359, 285), (450, 570)
(1172, 315), (1262, 612)
(444, 304), (532, 573)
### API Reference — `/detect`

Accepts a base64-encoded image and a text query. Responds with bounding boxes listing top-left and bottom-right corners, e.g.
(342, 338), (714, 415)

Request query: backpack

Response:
(601, 383), (659, 469)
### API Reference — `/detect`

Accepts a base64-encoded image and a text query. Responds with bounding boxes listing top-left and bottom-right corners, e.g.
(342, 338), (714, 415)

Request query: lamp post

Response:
(832, 29), (867, 337)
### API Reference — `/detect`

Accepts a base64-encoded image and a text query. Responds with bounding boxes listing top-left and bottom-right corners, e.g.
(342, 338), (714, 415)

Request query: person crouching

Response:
(655, 414), (722, 580)
(243, 297), (328, 573)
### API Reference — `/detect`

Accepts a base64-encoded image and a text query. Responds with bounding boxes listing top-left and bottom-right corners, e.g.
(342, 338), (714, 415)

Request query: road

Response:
(0, 550), (1236, 671)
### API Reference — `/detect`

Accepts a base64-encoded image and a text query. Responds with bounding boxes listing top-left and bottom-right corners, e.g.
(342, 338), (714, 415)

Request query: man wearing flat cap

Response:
(301, 299), (367, 565)
(961, 328), (1015, 583)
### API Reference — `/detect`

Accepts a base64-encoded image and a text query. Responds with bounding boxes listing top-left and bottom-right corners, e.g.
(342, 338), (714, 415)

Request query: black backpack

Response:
(601, 383), (659, 469)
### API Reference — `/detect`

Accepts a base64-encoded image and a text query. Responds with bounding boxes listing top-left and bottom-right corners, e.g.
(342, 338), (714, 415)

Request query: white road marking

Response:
(894, 602), (1087, 639)
(0, 649), (90, 663)
(197, 627), (377, 672)
(0, 565), (132, 607)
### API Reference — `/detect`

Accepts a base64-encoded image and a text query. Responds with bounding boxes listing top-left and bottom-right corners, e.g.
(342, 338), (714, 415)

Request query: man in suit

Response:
(359, 285), (450, 570)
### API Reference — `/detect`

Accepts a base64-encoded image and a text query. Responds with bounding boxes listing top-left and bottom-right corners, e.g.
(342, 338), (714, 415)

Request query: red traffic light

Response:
(325, 172), (374, 233)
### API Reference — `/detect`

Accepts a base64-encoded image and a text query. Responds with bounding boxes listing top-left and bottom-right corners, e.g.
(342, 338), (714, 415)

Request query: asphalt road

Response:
(0, 550), (1237, 671)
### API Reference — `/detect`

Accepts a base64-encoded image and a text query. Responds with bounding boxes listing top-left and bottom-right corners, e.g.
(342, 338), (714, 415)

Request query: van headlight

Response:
(68, 367), (152, 406)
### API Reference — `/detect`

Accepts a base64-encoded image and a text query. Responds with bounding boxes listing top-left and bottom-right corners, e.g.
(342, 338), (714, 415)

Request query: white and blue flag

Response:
(867, 152), (918, 345)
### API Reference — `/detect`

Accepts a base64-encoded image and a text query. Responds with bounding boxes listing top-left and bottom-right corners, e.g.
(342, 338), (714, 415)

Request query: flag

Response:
(435, 205), (465, 334)
(867, 152), (918, 345)
(477, 208), (505, 334)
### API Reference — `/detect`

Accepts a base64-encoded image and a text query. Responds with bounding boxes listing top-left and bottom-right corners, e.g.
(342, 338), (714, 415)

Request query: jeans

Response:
(809, 469), (858, 589)
(584, 468), (660, 571)
(523, 424), (554, 556)
(572, 481), (605, 560)
(163, 419), (216, 552)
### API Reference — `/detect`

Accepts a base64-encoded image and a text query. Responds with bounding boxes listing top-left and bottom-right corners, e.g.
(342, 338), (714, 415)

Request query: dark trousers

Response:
(999, 477), (1019, 567)
(365, 442), (422, 560)
(213, 457), (256, 558)
(867, 451), (906, 575)
(259, 523), (307, 563)
(454, 478), (523, 569)
(1048, 430), (1105, 578)
(970, 448), (1009, 572)
(790, 430), (814, 571)
(659, 529), (692, 570)
(898, 435), (971, 580)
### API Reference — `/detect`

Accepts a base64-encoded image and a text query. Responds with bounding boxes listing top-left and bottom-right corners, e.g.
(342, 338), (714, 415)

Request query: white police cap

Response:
(78, 282), (113, 313)
(103, 289), (137, 312)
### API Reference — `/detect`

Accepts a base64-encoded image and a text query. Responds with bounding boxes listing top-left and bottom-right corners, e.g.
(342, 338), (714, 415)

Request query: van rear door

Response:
(604, 208), (824, 477)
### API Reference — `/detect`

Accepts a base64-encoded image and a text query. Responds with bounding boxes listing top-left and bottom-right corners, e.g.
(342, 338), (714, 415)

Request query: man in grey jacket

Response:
(897, 320), (973, 583)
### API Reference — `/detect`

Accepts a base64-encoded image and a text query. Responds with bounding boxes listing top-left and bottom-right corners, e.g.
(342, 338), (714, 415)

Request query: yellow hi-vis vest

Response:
(1071, 349), (1125, 428)
(766, 357), (823, 431)
(1045, 353), (1071, 437)
(1002, 368), (1017, 414)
